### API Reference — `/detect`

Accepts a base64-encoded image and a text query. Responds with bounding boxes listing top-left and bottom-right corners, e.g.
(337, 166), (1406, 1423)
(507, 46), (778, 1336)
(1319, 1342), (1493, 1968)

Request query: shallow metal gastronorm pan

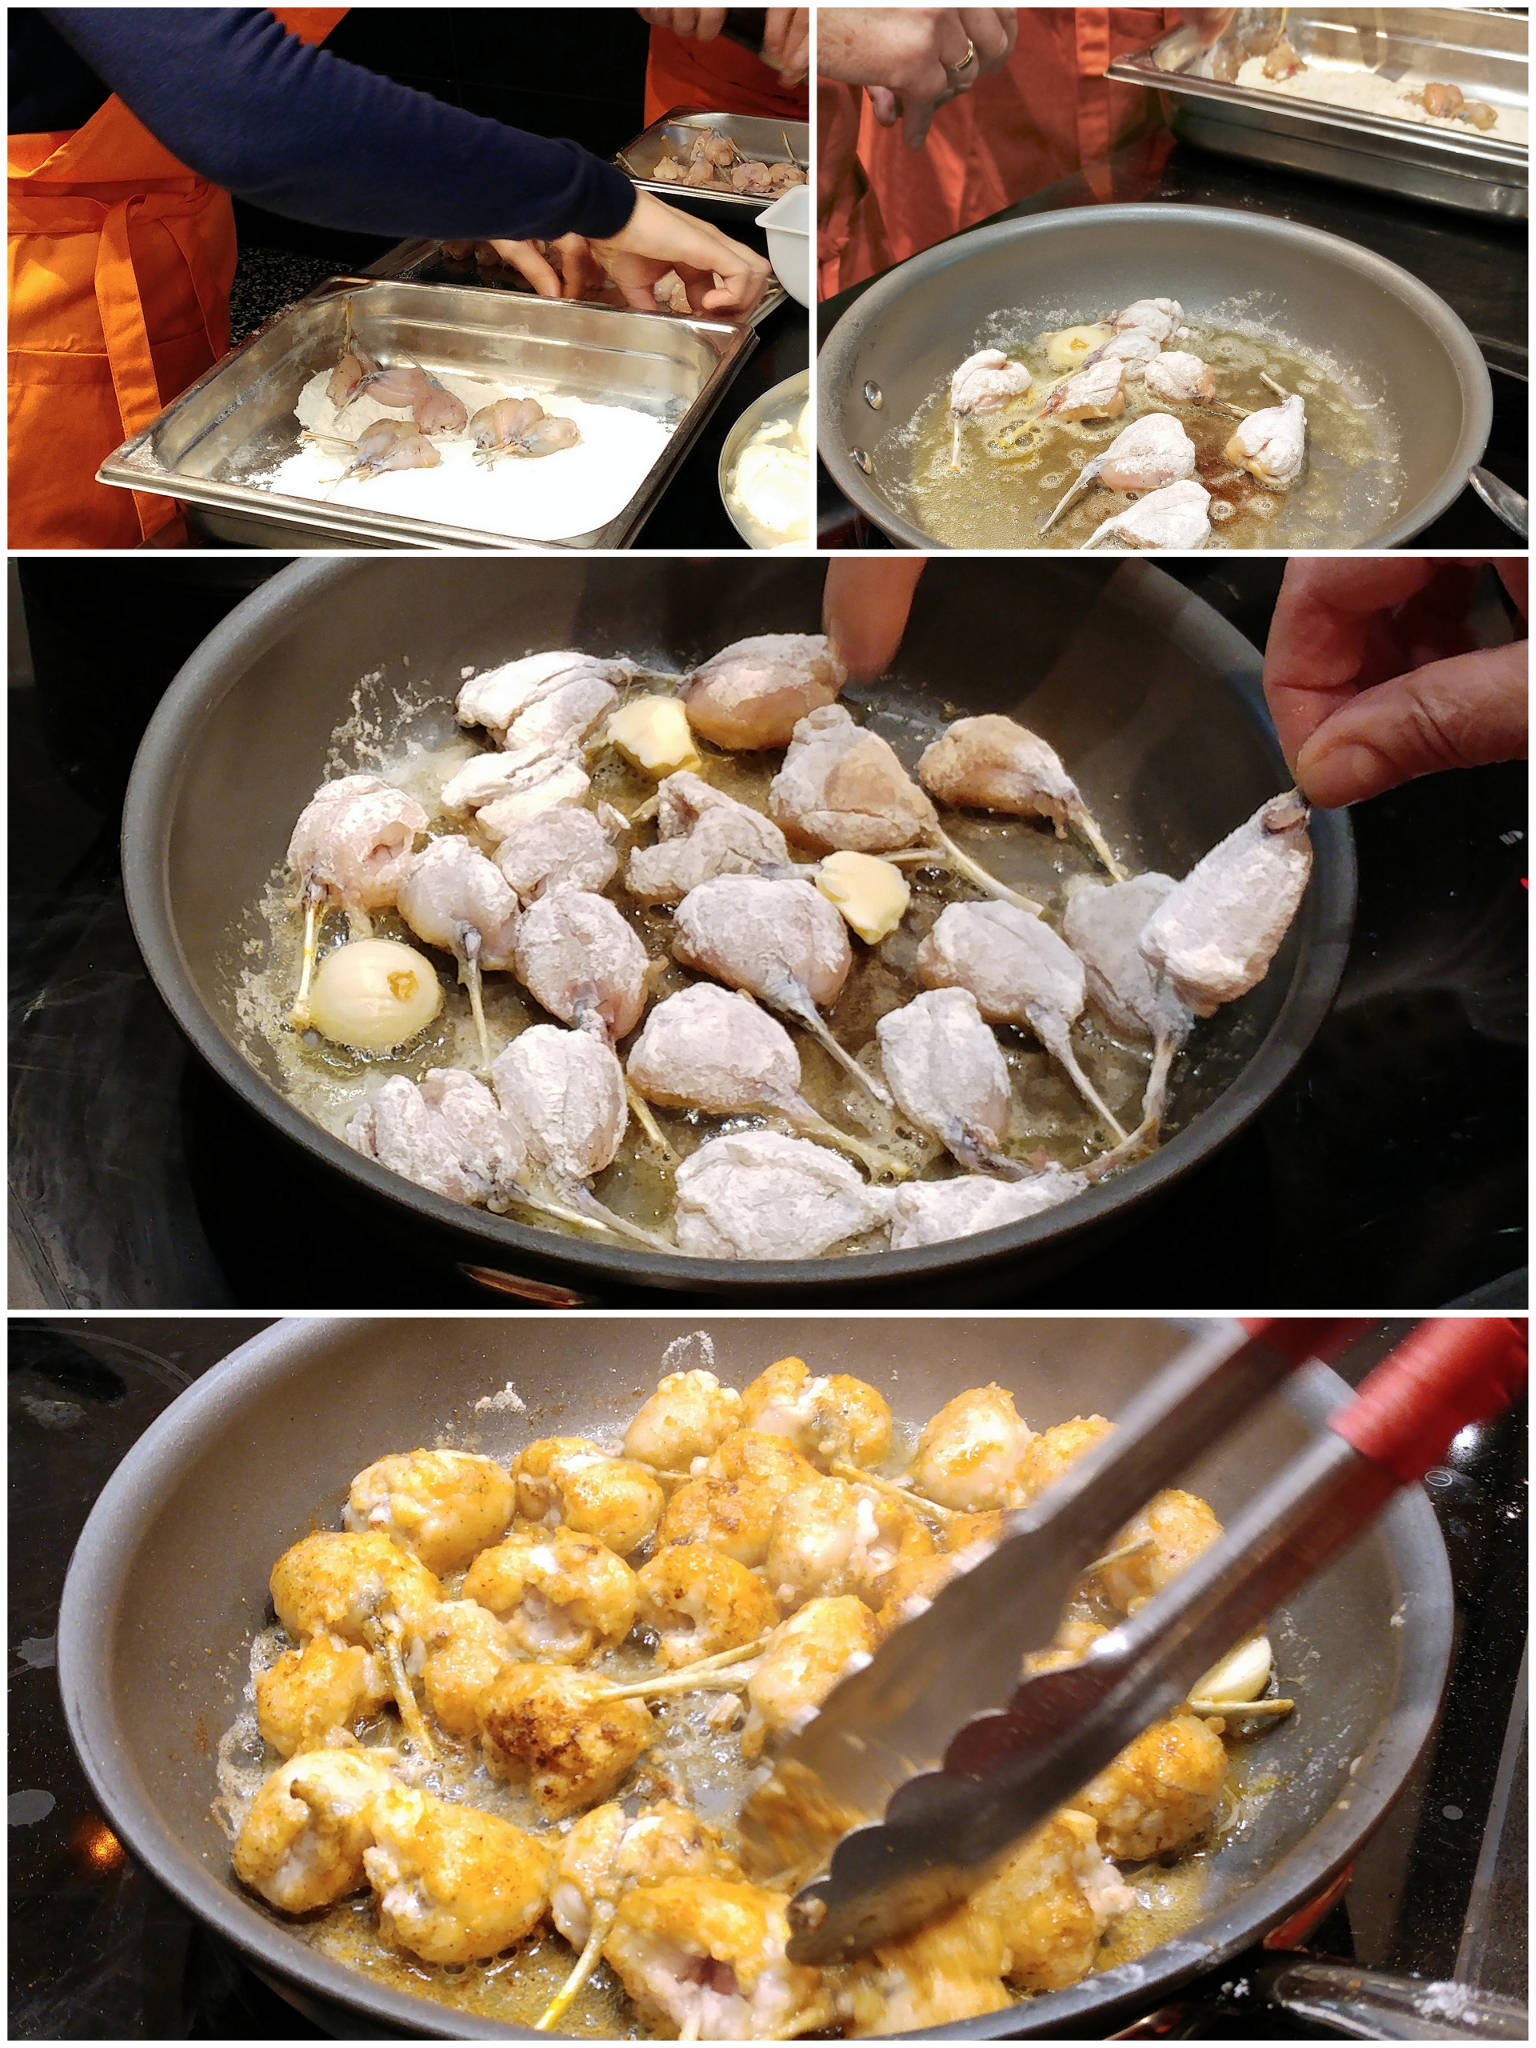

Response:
(617, 106), (811, 220)
(1108, 7), (1528, 219)
(819, 205), (1494, 552)
(57, 1314), (1454, 2038)
(97, 277), (757, 552)
(121, 555), (1354, 1303)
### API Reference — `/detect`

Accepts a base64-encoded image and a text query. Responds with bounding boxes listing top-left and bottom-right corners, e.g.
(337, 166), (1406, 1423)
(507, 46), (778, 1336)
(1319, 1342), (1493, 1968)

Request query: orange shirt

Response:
(644, 25), (810, 126)
(819, 9), (1180, 299)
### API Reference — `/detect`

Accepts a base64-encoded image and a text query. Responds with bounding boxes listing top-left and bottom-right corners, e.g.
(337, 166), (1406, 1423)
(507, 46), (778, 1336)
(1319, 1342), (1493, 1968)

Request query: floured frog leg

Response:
(1040, 412), (1196, 535)
(672, 1129), (896, 1261)
(1063, 872), (1193, 1142)
(917, 713), (1127, 880)
(1225, 379), (1307, 487)
(770, 704), (1044, 915)
(491, 1022), (676, 1251)
(396, 835), (521, 1071)
(625, 771), (794, 905)
(875, 987), (1026, 1178)
(285, 773), (428, 1025)
(917, 900), (1130, 1141)
(1138, 790), (1313, 1015)
(628, 984), (910, 1180)
(1080, 477), (1212, 552)
(1041, 355), (1126, 421)
(672, 872), (893, 1110)
(949, 349), (1034, 466)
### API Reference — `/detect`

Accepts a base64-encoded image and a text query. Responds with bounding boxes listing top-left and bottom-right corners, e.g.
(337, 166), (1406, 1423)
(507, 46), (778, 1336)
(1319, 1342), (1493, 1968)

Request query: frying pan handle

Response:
(457, 1263), (596, 1307)
(1330, 1318), (1527, 1486)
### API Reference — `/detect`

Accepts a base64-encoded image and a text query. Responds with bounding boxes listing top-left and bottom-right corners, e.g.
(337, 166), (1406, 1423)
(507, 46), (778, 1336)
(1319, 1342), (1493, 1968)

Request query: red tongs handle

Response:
(1331, 1316), (1527, 1486)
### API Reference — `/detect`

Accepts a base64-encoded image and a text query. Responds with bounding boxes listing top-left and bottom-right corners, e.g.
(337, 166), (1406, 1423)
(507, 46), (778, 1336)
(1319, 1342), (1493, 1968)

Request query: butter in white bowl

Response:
(720, 374), (811, 550)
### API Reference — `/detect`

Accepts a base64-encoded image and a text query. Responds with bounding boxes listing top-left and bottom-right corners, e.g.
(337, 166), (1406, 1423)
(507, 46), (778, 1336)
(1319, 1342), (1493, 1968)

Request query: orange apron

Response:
(644, 25), (809, 127)
(8, 7), (346, 548)
(818, 9), (1176, 299)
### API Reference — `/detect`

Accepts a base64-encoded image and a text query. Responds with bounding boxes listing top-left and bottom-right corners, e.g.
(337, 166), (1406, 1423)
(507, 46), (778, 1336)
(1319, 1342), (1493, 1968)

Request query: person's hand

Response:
(762, 7), (811, 85)
(488, 234), (605, 300)
(819, 10), (1016, 150)
(637, 8), (727, 41)
(823, 559), (929, 680)
(1263, 559), (1528, 807)
(590, 189), (771, 313)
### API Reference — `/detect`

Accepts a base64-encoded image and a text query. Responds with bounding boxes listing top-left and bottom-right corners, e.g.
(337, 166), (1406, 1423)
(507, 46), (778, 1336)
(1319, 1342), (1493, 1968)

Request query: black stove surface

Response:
(817, 138), (1528, 550)
(7, 1316), (1527, 2037)
(9, 558), (1526, 1310)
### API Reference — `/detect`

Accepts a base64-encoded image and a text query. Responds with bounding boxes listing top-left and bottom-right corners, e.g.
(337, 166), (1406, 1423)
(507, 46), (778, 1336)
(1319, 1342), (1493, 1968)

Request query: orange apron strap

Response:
(92, 196), (178, 536)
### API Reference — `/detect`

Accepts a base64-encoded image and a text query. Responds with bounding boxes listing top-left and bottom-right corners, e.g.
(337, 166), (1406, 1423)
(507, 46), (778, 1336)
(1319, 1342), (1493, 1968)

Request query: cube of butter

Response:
(605, 694), (702, 778)
(815, 850), (911, 945)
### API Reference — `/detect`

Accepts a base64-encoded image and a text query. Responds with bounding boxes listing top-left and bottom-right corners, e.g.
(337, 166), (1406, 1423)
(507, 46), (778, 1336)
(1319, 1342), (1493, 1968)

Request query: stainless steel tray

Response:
(1108, 8), (1528, 220)
(616, 105), (810, 217)
(98, 277), (757, 552)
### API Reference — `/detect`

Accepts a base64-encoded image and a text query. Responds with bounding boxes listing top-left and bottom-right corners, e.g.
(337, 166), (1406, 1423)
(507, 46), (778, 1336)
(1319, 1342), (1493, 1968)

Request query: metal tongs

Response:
(739, 1317), (1527, 1964)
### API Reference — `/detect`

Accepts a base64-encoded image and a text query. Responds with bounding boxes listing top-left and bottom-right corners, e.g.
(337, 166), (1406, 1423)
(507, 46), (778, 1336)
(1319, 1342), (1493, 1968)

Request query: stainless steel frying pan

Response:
(57, 1315), (1453, 2039)
(819, 205), (1493, 550)
(119, 556), (1354, 1301)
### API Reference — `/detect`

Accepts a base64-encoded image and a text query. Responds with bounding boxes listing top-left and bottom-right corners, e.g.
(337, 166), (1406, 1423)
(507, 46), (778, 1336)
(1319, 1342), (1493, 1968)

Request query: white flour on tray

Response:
(1234, 55), (1528, 145)
(251, 368), (676, 541)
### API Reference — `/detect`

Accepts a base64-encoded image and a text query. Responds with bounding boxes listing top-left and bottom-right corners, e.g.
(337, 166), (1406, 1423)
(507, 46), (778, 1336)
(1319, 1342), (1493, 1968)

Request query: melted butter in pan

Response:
(895, 321), (1400, 551)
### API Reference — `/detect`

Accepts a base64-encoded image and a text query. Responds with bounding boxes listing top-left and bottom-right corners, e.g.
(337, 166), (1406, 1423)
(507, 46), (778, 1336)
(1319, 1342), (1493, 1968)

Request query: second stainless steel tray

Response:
(1108, 7), (1528, 219)
(98, 277), (757, 552)
(617, 105), (810, 218)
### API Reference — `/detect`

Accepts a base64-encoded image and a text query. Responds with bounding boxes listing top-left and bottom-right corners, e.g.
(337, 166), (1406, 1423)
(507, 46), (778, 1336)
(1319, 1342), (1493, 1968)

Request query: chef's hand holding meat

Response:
(1264, 560), (1529, 807)
(492, 190), (771, 316)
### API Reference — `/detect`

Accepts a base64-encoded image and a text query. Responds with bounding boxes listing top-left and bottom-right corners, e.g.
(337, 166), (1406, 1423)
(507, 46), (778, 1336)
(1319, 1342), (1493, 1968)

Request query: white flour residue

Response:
(660, 1330), (716, 1375)
(1234, 55), (1528, 145)
(251, 368), (675, 542)
(473, 1382), (527, 1415)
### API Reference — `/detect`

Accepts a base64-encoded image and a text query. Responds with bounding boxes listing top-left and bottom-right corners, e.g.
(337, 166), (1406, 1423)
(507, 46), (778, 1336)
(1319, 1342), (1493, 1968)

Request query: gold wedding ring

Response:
(946, 38), (978, 79)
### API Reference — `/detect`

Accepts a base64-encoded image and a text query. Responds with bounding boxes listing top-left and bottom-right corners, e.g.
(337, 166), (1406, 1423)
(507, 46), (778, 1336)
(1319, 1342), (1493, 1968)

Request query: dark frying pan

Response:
(120, 556), (1354, 1300)
(818, 205), (1493, 550)
(57, 1315), (1454, 2039)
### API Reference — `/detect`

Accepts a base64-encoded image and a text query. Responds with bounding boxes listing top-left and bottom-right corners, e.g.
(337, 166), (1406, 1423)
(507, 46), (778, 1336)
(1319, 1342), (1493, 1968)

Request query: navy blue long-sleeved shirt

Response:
(12, 8), (636, 241)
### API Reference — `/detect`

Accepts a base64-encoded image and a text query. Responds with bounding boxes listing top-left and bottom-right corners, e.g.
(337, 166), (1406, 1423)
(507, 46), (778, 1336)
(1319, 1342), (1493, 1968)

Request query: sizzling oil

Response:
(231, 676), (1167, 1251)
(897, 319), (1400, 551)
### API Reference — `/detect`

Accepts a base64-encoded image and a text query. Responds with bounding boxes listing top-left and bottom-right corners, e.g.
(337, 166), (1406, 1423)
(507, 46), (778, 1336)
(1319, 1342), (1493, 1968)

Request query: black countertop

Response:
(8, 557), (1527, 1312)
(817, 137), (1527, 549)
(7, 1315), (1527, 2036)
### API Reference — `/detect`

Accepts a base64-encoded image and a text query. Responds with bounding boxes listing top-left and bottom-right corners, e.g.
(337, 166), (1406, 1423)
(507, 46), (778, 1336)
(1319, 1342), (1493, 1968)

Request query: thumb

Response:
(1294, 640), (1529, 806)
(823, 558), (928, 680)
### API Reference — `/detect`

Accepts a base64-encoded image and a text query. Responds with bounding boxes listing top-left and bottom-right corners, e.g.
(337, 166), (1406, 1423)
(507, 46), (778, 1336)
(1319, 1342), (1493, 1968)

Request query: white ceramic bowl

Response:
(758, 182), (811, 305)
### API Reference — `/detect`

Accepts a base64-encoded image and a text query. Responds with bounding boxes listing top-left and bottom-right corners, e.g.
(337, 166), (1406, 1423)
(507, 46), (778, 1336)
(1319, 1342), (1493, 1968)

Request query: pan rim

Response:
(816, 201), (1495, 553)
(57, 1314), (1456, 2039)
(119, 556), (1356, 1296)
